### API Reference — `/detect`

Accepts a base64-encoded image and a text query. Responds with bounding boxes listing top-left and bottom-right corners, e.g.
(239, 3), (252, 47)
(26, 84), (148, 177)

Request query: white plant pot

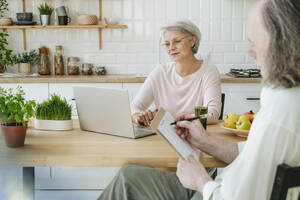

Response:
(34, 119), (73, 131)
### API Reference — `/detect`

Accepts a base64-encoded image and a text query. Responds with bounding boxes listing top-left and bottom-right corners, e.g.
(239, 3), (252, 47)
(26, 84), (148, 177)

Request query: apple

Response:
(224, 119), (237, 129)
(236, 118), (251, 130)
(243, 110), (255, 122)
(239, 114), (250, 122)
(225, 112), (239, 122)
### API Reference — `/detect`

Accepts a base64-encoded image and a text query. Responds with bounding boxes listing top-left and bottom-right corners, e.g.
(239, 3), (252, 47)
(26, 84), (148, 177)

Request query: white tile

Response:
(166, 0), (177, 20)
(177, 0), (189, 18)
(233, 0), (244, 18)
(102, 43), (127, 53)
(116, 54), (137, 64)
(222, 20), (232, 41)
(126, 43), (156, 53)
(190, 0), (200, 19)
(134, 0), (143, 19)
(222, 0), (232, 18)
(123, 0), (133, 19)
(236, 43), (248, 52)
(212, 20), (221, 41)
(210, 54), (224, 64)
(154, 0), (166, 20)
(200, 20), (211, 41)
(136, 53), (156, 64)
(133, 21), (144, 41)
(211, 0), (221, 19)
(144, 0), (154, 19)
(224, 53), (246, 64)
(201, 0), (211, 18)
(232, 20), (244, 41)
(213, 43), (235, 53)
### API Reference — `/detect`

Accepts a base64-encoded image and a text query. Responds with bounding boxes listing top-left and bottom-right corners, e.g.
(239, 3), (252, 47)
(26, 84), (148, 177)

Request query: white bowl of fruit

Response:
(221, 110), (258, 137)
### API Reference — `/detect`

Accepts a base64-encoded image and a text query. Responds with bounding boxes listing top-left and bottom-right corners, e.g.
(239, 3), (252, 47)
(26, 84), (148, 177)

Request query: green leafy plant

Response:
(35, 94), (72, 120)
(0, 0), (9, 18)
(0, 86), (36, 127)
(37, 3), (54, 15)
(13, 49), (40, 64)
(0, 29), (15, 72)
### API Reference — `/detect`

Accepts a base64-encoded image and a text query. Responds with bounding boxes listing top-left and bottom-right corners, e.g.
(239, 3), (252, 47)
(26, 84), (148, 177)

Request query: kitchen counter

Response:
(0, 74), (261, 83)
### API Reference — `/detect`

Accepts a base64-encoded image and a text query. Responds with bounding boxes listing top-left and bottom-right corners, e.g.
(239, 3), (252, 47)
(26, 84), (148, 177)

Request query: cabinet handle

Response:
(71, 98), (75, 101)
(246, 98), (260, 100)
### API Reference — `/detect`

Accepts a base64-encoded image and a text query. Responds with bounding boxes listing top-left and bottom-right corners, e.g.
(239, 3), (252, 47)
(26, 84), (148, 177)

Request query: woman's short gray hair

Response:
(160, 19), (201, 54)
(261, 0), (300, 88)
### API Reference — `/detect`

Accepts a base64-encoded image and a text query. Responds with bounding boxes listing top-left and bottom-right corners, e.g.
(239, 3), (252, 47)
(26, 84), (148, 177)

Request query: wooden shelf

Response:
(5, 0), (127, 50)
(1, 24), (127, 29)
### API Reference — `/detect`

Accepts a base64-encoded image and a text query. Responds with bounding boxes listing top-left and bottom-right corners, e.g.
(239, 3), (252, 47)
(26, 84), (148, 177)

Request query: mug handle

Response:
(67, 16), (71, 24)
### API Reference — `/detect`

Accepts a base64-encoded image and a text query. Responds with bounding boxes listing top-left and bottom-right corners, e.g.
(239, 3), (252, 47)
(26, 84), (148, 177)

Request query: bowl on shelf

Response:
(104, 17), (120, 25)
(77, 14), (98, 25)
(17, 12), (33, 22)
(0, 17), (12, 26)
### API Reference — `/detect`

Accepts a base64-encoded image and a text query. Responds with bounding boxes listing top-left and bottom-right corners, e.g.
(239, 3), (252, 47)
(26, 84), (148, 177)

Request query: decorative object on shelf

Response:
(58, 16), (71, 25)
(0, 29), (15, 73)
(95, 66), (106, 75)
(38, 2), (54, 25)
(104, 17), (120, 25)
(38, 46), (50, 75)
(16, 12), (32, 21)
(56, 6), (71, 25)
(67, 57), (80, 75)
(0, 86), (36, 148)
(13, 49), (40, 74)
(34, 94), (72, 131)
(54, 45), (65, 75)
(81, 63), (93, 75)
(77, 14), (98, 25)
(0, 0), (11, 26)
(55, 6), (69, 16)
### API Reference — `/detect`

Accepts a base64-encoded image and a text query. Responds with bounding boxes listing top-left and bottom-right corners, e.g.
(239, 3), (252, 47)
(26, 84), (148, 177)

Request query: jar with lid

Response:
(67, 57), (80, 75)
(38, 46), (50, 75)
(81, 63), (93, 75)
(54, 45), (65, 75)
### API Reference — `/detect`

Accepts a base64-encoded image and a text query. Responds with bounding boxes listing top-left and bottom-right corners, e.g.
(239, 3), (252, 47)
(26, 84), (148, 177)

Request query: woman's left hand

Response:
(176, 155), (212, 194)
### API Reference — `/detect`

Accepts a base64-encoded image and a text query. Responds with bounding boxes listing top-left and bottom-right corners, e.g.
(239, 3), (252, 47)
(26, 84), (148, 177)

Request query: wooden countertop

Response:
(0, 74), (261, 83)
(0, 121), (246, 168)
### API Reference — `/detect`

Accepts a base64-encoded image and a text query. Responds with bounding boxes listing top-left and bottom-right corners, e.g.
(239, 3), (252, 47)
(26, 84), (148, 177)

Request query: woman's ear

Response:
(191, 36), (197, 48)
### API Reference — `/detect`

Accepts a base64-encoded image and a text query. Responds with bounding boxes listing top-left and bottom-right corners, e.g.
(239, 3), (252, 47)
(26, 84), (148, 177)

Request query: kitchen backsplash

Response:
(6, 0), (257, 75)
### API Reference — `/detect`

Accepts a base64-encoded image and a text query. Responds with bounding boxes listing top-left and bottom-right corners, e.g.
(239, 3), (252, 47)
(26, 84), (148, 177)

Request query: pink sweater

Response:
(131, 60), (222, 124)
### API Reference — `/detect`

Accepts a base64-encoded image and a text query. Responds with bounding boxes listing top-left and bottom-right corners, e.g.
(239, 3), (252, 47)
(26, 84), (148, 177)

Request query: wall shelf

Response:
(2, 0), (127, 50)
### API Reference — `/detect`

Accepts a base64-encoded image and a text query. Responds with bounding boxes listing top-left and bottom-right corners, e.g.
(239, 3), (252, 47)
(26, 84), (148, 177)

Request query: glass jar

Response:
(39, 46), (50, 75)
(81, 63), (93, 75)
(67, 57), (80, 75)
(54, 45), (65, 75)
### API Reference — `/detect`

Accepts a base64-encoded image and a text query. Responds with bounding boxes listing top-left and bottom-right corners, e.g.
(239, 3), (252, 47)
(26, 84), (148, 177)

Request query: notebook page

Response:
(158, 111), (200, 161)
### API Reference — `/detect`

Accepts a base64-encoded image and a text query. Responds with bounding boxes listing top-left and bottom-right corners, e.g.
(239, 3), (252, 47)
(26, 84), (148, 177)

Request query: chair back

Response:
(219, 93), (225, 120)
(270, 164), (300, 200)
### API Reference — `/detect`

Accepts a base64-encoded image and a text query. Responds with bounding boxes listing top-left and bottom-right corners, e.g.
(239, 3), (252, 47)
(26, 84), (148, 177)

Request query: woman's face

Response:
(247, 2), (269, 68)
(163, 30), (195, 62)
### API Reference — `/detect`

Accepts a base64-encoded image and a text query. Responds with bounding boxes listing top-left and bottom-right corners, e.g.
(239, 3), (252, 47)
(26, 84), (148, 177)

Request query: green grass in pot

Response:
(37, 3), (54, 15)
(35, 94), (72, 120)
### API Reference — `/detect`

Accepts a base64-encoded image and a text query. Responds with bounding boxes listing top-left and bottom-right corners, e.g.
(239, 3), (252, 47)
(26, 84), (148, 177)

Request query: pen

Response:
(170, 115), (205, 125)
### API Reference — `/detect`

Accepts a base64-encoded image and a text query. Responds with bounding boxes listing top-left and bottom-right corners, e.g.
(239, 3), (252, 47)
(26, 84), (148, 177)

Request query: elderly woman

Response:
(131, 20), (222, 126)
(98, 0), (300, 199)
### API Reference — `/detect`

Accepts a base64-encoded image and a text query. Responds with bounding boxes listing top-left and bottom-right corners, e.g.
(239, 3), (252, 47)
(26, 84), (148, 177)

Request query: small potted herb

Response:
(0, 0), (12, 26)
(13, 50), (40, 74)
(34, 94), (73, 131)
(0, 29), (15, 73)
(37, 2), (54, 25)
(0, 86), (36, 148)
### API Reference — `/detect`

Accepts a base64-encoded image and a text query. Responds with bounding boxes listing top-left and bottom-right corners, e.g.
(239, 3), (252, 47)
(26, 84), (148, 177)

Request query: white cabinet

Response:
(49, 83), (122, 116)
(0, 83), (48, 103)
(221, 83), (262, 117)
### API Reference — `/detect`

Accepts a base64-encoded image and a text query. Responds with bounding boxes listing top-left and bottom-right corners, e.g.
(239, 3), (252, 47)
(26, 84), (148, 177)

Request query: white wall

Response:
(6, 0), (256, 75)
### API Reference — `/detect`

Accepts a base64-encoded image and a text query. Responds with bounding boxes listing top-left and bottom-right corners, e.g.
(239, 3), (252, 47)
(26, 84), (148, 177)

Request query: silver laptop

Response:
(73, 86), (155, 138)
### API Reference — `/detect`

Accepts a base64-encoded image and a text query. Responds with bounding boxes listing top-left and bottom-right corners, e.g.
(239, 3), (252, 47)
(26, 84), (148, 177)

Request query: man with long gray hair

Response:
(98, 0), (300, 199)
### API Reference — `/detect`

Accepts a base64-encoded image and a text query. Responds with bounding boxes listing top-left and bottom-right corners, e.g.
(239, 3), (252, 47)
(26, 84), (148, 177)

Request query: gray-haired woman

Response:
(98, 0), (300, 199)
(131, 19), (222, 126)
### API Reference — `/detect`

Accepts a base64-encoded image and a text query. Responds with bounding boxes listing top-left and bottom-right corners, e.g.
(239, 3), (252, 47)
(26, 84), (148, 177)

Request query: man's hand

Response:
(176, 155), (212, 193)
(132, 109), (158, 126)
(174, 114), (208, 149)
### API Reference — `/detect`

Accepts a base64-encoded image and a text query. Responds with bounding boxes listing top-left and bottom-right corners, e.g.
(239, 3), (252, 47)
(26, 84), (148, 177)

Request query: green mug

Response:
(194, 106), (208, 129)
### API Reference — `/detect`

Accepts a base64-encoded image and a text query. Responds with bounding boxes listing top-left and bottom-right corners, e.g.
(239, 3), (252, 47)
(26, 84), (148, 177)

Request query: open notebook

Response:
(150, 108), (200, 161)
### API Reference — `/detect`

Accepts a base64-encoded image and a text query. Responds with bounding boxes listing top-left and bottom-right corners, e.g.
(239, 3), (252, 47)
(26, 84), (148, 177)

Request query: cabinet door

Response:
(221, 83), (262, 116)
(0, 83), (48, 103)
(49, 83), (122, 116)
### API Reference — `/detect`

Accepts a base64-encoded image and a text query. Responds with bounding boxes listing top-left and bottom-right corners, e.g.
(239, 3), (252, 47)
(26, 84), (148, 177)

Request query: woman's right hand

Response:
(132, 109), (158, 126)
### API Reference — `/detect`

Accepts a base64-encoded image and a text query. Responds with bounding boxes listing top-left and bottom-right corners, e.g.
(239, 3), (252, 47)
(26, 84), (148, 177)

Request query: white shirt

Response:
(203, 86), (300, 200)
(131, 60), (222, 124)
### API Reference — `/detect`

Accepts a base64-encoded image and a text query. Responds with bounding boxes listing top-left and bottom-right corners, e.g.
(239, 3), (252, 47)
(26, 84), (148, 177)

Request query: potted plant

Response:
(13, 49), (40, 74)
(0, 86), (36, 148)
(34, 94), (73, 131)
(0, 29), (15, 73)
(0, 0), (12, 26)
(37, 2), (54, 25)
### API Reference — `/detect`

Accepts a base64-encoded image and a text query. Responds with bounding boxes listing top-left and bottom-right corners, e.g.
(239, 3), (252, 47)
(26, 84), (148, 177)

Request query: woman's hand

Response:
(176, 155), (212, 193)
(132, 109), (158, 126)
(174, 114), (208, 149)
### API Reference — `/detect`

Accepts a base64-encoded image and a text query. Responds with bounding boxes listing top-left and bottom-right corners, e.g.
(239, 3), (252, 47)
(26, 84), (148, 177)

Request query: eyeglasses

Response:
(161, 36), (189, 49)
